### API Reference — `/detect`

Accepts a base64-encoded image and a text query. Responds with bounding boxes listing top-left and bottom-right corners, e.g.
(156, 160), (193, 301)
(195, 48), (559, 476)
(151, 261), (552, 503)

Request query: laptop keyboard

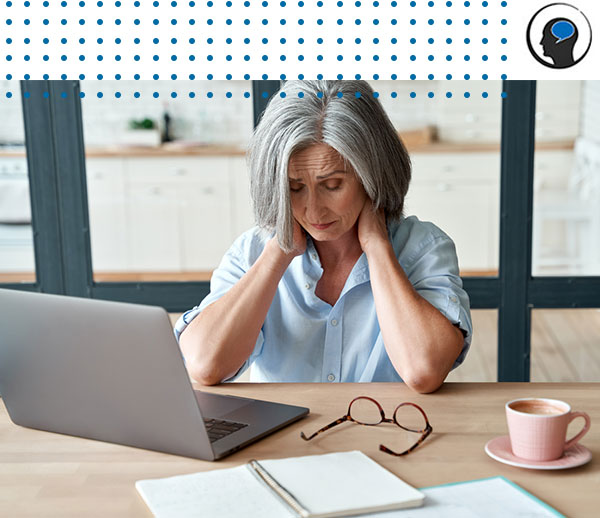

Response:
(203, 418), (248, 443)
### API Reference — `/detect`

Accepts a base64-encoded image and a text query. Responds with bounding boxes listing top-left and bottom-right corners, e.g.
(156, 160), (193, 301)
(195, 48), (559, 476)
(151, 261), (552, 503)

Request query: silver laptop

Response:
(0, 288), (308, 460)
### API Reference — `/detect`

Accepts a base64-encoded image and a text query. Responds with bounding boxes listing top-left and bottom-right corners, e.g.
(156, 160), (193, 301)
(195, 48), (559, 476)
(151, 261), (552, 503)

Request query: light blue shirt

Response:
(174, 216), (472, 383)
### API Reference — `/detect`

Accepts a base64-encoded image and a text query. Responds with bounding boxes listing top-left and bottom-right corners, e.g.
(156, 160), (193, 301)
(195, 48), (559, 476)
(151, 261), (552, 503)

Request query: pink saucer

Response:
(485, 436), (592, 470)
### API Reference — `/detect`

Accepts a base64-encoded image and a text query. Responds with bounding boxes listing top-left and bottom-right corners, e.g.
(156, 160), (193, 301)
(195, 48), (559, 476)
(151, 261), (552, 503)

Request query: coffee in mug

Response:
(505, 398), (591, 462)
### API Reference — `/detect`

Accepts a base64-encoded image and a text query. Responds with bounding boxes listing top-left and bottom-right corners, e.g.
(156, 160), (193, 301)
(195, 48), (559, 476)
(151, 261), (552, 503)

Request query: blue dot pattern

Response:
(0, 1), (510, 99)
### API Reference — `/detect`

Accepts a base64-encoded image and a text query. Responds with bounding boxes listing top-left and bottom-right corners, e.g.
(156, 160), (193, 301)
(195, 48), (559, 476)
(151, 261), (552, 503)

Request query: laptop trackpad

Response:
(194, 390), (254, 419)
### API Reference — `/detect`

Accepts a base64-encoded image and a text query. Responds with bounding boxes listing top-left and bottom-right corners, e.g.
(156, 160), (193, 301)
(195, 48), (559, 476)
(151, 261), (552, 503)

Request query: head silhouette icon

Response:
(540, 17), (578, 68)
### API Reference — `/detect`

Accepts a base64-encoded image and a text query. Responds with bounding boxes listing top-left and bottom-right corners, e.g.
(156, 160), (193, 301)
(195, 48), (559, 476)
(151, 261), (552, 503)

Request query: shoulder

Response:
(388, 216), (459, 274)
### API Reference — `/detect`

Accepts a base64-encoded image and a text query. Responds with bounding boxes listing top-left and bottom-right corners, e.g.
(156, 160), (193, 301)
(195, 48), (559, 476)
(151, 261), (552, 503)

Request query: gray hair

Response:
(247, 80), (411, 252)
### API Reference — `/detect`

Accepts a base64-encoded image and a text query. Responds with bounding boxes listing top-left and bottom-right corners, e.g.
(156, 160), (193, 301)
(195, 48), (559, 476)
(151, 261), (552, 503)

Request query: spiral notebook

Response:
(135, 451), (425, 518)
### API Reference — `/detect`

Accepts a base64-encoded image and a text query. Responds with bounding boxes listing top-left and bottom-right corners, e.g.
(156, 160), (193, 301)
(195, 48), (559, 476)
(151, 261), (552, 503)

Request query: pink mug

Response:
(505, 398), (591, 462)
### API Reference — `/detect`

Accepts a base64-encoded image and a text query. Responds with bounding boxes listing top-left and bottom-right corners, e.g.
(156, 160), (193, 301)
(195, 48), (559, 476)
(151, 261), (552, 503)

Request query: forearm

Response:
(180, 239), (293, 385)
(366, 241), (464, 393)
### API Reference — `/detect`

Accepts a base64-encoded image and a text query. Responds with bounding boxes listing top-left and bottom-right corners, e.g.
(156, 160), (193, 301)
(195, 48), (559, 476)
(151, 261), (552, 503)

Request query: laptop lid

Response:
(0, 289), (217, 459)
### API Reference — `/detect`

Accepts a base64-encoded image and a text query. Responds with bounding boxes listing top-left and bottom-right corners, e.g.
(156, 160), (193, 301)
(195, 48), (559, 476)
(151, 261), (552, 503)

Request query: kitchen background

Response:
(1, 80), (599, 382)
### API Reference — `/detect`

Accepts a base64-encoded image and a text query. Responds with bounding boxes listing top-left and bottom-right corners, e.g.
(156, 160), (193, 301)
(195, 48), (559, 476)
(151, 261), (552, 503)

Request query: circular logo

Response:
(526, 3), (592, 69)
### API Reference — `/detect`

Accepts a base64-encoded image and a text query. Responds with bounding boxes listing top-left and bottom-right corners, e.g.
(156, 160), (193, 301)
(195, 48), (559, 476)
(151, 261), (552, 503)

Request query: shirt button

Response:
(311, 253), (318, 260)
(327, 373), (335, 382)
(305, 283), (311, 290)
(331, 319), (338, 326)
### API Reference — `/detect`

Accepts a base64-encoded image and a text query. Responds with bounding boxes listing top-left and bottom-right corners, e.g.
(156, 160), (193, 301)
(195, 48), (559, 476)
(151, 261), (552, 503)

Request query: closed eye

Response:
(324, 179), (342, 191)
(289, 182), (304, 193)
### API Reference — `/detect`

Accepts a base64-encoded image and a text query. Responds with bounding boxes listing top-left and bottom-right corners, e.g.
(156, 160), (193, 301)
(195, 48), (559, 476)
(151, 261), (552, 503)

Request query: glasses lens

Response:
(394, 403), (428, 433)
(349, 398), (382, 425)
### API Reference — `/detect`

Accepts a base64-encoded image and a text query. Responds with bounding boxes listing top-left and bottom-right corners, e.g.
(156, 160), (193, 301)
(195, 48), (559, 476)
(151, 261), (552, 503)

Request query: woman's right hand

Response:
(289, 218), (307, 257)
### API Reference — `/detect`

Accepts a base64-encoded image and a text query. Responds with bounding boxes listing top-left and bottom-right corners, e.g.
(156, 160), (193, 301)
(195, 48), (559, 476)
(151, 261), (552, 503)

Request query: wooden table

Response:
(1, 383), (598, 517)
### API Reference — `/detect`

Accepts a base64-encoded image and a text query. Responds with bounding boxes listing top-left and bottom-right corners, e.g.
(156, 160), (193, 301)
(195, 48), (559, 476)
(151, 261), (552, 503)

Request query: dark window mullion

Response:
(497, 80), (537, 382)
(20, 80), (65, 294)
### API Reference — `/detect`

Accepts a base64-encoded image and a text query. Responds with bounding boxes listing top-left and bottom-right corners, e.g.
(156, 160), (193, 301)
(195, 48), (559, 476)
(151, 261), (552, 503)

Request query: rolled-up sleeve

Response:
(174, 230), (266, 381)
(404, 232), (473, 369)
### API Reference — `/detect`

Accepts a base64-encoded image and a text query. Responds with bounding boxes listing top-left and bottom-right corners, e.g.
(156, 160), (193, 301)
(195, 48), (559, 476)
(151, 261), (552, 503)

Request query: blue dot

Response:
(134, 92), (140, 98)
(446, 38), (452, 44)
(79, 38), (85, 43)
(373, 19), (379, 25)
(98, 18), (103, 25)
(482, 0), (487, 5)
(410, 38), (416, 44)
(355, 55), (361, 61)
(97, 92), (103, 98)
(79, 92), (85, 98)
(115, 91), (122, 98)
(134, 74), (140, 79)
(464, 92), (470, 98)
(244, 92), (250, 98)
(428, 19), (434, 25)
(79, 19), (85, 25)
(337, 19), (342, 25)
(482, 55), (488, 61)
(391, 37), (397, 44)
(501, 74), (507, 79)
(501, 92), (507, 98)
(6, 92), (12, 98)
(355, 19), (361, 25)
(501, 19), (507, 25)
(483, 38), (489, 44)
(298, 92), (304, 98)
(298, 54), (304, 60)
(501, 0), (507, 5)
(262, 38), (268, 44)
(446, 0), (451, 4)
(482, 74), (488, 79)
(428, 74), (434, 80)
(446, 55), (452, 61)
(298, 18), (304, 25)
(207, 38), (213, 44)
(465, 38), (470, 44)
(410, 0), (415, 5)
(298, 37), (304, 44)
(482, 19), (488, 25)
(482, 92), (488, 98)
(244, 38), (250, 44)
(464, 55), (470, 61)
(446, 19), (452, 25)
(355, 38), (361, 44)
(262, 19), (268, 25)
(391, 92), (397, 98)
(97, 38), (103, 44)
(410, 55), (416, 61)
(464, 19), (470, 25)
(501, 55), (507, 61)
(446, 92), (452, 98)
(280, 38), (286, 44)
(428, 38), (434, 44)
(410, 92), (416, 98)
(464, 73), (470, 79)
(410, 19), (416, 25)
(428, 0), (434, 5)
(428, 55), (434, 61)
(410, 74), (416, 80)
(464, 0), (470, 5)
(373, 38), (379, 44)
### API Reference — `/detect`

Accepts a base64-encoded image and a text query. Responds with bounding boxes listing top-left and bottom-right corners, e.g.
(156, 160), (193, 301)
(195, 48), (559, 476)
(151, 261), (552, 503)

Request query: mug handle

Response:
(564, 411), (591, 450)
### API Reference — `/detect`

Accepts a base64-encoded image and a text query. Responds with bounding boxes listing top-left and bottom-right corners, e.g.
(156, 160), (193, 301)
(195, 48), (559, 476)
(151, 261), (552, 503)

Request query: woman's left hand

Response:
(357, 199), (389, 255)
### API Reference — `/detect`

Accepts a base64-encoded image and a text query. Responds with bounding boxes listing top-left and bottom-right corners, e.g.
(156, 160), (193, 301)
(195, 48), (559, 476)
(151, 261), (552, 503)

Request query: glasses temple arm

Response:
(300, 415), (350, 441)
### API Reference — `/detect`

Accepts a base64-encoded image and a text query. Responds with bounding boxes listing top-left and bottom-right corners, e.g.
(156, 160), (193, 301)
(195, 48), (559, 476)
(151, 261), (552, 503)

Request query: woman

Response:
(176, 80), (472, 393)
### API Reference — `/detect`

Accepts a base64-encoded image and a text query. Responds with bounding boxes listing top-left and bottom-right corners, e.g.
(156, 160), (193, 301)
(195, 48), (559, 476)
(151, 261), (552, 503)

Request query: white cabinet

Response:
(85, 155), (242, 273)
(86, 158), (129, 272)
(406, 152), (500, 273)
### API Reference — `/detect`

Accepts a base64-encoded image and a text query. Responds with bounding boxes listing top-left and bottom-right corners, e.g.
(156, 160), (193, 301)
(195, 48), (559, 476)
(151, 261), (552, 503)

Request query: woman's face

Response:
(288, 143), (368, 243)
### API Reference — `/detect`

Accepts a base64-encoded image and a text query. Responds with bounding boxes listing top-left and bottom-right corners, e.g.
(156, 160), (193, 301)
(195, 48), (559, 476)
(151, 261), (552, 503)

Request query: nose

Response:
(305, 189), (327, 222)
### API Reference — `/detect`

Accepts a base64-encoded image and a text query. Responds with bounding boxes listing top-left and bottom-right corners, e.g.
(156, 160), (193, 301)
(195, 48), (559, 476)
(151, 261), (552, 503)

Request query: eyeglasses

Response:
(300, 396), (432, 456)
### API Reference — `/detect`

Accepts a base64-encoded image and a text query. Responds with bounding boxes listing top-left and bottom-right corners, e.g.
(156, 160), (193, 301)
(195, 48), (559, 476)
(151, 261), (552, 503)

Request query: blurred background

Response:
(0, 79), (598, 382)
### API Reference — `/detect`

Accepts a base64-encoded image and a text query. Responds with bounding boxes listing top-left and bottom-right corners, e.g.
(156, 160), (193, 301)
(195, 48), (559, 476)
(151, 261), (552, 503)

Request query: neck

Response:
(313, 225), (363, 269)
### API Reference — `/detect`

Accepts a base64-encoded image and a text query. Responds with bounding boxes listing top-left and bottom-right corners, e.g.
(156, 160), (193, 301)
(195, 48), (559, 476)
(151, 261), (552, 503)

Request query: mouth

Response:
(311, 221), (335, 230)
